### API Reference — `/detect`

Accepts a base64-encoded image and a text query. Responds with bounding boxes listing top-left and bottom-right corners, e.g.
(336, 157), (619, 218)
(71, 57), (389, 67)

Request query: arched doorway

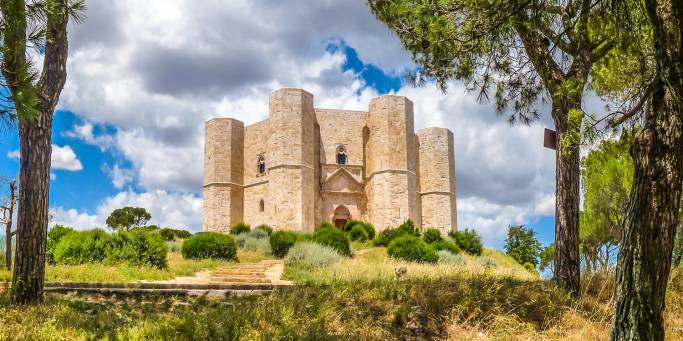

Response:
(333, 205), (351, 228)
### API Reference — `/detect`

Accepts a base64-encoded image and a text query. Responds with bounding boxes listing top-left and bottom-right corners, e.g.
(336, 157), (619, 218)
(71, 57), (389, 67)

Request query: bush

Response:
(255, 224), (273, 236)
(344, 220), (376, 240)
(449, 229), (483, 255)
(361, 222), (376, 240)
(343, 220), (363, 232)
(285, 242), (340, 268)
(431, 239), (461, 254)
(312, 227), (351, 257)
(159, 228), (192, 241)
(479, 256), (497, 268)
(374, 219), (420, 247)
(270, 231), (298, 258)
(47, 225), (75, 264)
(349, 225), (369, 242)
(387, 235), (438, 263)
(51, 228), (168, 268)
(523, 262), (538, 275)
(248, 228), (270, 239)
(181, 232), (238, 261)
(107, 229), (169, 268)
(317, 222), (335, 230)
(422, 228), (443, 244)
(235, 231), (271, 254)
(159, 228), (175, 241)
(438, 250), (465, 265)
(230, 223), (251, 235)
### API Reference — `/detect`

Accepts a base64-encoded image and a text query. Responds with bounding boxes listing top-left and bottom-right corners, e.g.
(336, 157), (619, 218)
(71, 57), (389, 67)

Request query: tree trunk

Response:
(5, 179), (16, 271)
(673, 219), (683, 268)
(10, 112), (52, 304)
(552, 100), (582, 296)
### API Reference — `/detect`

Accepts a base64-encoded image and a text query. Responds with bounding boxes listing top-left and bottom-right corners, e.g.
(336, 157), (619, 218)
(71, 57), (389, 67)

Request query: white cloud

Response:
(51, 144), (83, 171)
(64, 122), (115, 151)
(7, 150), (19, 160)
(50, 206), (100, 230)
(106, 164), (135, 189)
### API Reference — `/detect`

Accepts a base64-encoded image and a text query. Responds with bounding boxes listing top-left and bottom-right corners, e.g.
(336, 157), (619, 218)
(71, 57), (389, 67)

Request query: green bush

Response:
(255, 224), (273, 236)
(181, 232), (238, 261)
(159, 228), (175, 241)
(235, 231), (271, 254)
(47, 225), (75, 264)
(349, 225), (369, 242)
(317, 222), (335, 230)
(312, 227), (351, 257)
(437, 250), (465, 265)
(248, 228), (269, 239)
(362, 223), (376, 240)
(387, 235), (438, 263)
(344, 220), (376, 240)
(449, 229), (483, 256)
(107, 229), (169, 268)
(422, 228), (443, 244)
(285, 241), (340, 268)
(230, 223), (251, 235)
(523, 262), (538, 275)
(431, 239), (461, 254)
(52, 229), (168, 268)
(374, 220), (421, 247)
(343, 220), (363, 232)
(159, 228), (192, 241)
(270, 231), (298, 258)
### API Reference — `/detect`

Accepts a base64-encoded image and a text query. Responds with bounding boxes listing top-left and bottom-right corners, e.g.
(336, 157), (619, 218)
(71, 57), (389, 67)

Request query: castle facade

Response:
(203, 88), (457, 233)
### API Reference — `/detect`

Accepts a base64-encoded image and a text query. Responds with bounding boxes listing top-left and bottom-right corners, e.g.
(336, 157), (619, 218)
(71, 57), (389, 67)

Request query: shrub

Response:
(159, 228), (192, 241)
(431, 239), (461, 254)
(181, 232), (238, 261)
(449, 229), (483, 256)
(361, 222), (376, 240)
(270, 231), (298, 258)
(285, 242), (340, 268)
(230, 223), (251, 235)
(479, 256), (497, 268)
(312, 227), (351, 256)
(255, 224), (273, 236)
(53, 229), (111, 265)
(47, 225), (75, 264)
(344, 220), (376, 240)
(343, 220), (363, 232)
(235, 231), (271, 254)
(422, 228), (443, 244)
(437, 250), (465, 265)
(374, 220), (421, 247)
(349, 225), (369, 242)
(317, 222), (335, 230)
(107, 229), (168, 268)
(248, 228), (269, 239)
(523, 262), (539, 275)
(387, 235), (438, 263)
(159, 228), (175, 241)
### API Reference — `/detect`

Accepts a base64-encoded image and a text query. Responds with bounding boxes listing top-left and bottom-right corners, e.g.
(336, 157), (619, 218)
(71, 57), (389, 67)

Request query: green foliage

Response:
(431, 240), (461, 255)
(387, 235), (438, 263)
(449, 229), (483, 256)
(374, 219), (421, 247)
(343, 220), (363, 232)
(105, 207), (151, 231)
(270, 231), (298, 259)
(235, 230), (271, 254)
(344, 220), (376, 240)
(422, 228), (443, 244)
(504, 225), (542, 267)
(317, 222), (335, 230)
(437, 250), (465, 265)
(361, 222), (376, 240)
(159, 228), (192, 241)
(47, 225), (75, 264)
(285, 242), (341, 269)
(539, 243), (555, 275)
(181, 233), (237, 261)
(349, 225), (369, 242)
(523, 262), (538, 276)
(312, 227), (351, 257)
(230, 223), (251, 235)
(51, 228), (168, 268)
(255, 224), (273, 236)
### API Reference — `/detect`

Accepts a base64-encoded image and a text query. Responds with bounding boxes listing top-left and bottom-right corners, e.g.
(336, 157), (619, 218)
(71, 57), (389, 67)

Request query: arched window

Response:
(259, 199), (265, 213)
(336, 145), (347, 165)
(257, 155), (266, 175)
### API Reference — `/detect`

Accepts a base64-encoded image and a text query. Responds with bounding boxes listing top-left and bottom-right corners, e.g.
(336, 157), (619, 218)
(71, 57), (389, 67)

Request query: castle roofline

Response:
(417, 126), (453, 135)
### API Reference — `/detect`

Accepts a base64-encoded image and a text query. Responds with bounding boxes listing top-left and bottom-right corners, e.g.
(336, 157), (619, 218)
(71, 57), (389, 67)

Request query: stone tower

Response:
(202, 88), (457, 233)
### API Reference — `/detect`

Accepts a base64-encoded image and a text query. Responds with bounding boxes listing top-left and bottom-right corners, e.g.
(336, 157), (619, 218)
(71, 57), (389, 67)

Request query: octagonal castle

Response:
(203, 88), (457, 233)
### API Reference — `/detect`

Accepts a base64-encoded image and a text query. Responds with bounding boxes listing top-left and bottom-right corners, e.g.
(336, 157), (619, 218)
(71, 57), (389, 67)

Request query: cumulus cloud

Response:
(51, 145), (84, 171)
(64, 122), (115, 151)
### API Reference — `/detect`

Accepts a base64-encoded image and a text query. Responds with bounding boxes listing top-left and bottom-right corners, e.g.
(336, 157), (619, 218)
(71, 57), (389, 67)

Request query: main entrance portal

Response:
(333, 205), (350, 228)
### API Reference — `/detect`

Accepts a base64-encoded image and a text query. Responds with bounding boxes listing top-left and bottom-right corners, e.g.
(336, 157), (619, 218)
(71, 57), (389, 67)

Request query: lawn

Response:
(0, 249), (271, 283)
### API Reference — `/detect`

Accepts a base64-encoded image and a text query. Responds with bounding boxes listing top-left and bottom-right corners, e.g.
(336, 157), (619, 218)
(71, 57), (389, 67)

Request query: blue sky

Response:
(0, 0), (558, 249)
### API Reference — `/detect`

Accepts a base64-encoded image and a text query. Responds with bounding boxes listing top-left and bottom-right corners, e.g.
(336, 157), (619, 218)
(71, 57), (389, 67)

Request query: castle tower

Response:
(417, 127), (457, 233)
(366, 95), (421, 231)
(266, 88), (317, 231)
(203, 118), (244, 232)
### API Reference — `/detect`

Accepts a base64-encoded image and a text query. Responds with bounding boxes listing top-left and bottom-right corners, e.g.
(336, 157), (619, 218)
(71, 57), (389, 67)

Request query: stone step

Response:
(211, 276), (270, 283)
(210, 274), (267, 280)
(212, 270), (266, 276)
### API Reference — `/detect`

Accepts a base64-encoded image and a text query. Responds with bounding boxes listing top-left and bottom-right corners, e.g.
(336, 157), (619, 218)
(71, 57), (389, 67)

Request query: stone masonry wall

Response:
(417, 127), (457, 233)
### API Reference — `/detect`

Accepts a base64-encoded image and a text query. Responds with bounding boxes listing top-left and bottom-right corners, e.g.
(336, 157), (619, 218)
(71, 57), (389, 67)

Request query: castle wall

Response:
(366, 95), (421, 231)
(203, 118), (244, 232)
(315, 109), (367, 166)
(417, 127), (457, 233)
(242, 119), (271, 227)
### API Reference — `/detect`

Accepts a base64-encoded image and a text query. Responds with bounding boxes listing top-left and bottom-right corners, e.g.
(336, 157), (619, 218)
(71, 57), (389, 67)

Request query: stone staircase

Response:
(210, 259), (283, 285)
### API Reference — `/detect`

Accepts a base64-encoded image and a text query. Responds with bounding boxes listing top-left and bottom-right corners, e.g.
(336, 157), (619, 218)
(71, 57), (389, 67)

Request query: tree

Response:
(539, 243), (555, 276)
(607, 0), (683, 338)
(504, 224), (542, 267)
(0, 178), (17, 271)
(368, 0), (621, 295)
(106, 207), (152, 231)
(580, 133), (633, 272)
(1, 0), (85, 304)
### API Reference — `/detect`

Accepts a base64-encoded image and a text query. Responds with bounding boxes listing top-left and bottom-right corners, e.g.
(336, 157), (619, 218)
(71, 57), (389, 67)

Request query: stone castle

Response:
(203, 88), (457, 233)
